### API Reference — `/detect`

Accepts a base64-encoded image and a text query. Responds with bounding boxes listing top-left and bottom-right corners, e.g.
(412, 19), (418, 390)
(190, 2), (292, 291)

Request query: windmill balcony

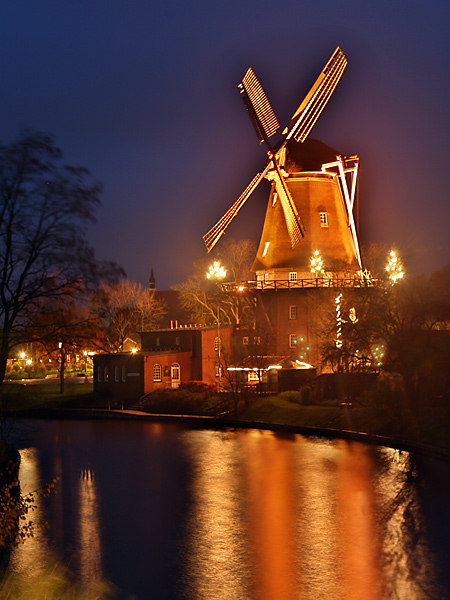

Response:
(220, 276), (381, 292)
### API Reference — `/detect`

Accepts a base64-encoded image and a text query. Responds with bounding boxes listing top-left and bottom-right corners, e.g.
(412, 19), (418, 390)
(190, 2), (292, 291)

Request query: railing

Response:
(220, 277), (382, 292)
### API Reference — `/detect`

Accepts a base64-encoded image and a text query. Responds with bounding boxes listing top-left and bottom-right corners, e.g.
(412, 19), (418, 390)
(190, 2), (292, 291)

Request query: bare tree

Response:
(90, 279), (167, 352)
(0, 131), (122, 385)
(174, 238), (257, 327)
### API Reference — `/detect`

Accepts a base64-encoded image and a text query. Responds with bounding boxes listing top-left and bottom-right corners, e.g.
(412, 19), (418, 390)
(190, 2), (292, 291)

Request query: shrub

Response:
(277, 390), (303, 405)
(178, 381), (217, 395)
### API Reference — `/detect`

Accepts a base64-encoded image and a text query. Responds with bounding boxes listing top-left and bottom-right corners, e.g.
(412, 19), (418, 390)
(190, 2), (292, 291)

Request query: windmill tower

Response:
(203, 47), (364, 369)
(204, 47), (361, 286)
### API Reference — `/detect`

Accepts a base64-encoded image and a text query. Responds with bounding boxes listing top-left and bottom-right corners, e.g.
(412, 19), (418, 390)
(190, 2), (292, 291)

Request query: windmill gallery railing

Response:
(219, 276), (382, 293)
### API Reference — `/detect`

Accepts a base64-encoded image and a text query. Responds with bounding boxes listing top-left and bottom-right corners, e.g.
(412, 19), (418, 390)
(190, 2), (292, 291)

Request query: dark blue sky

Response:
(1, 1), (449, 289)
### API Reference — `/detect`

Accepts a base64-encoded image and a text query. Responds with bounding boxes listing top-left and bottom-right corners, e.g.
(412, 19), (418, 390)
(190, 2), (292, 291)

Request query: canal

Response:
(4, 418), (450, 599)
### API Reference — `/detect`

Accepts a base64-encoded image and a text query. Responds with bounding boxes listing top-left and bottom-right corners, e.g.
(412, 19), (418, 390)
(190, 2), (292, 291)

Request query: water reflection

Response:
(8, 447), (52, 580)
(182, 430), (252, 600)
(7, 420), (450, 600)
(77, 468), (103, 591)
(375, 448), (443, 599)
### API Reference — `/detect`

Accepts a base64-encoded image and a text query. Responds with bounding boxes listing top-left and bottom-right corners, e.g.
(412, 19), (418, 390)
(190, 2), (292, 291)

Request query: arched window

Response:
(171, 363), (180, 388)
(153, 363), (162, 382)
(114, 365), (120, 383)
(104, 366), (109, 382)
(122, 365), (127, 382)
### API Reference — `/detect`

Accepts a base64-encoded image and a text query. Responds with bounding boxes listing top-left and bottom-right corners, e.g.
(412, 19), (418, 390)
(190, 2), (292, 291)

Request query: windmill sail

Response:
(203, 164), (272, 252)
(203, 47), (349, 256)
(239, 68), (279, 144)
(273, 172), (304, 248)
(283, 47), (347, 143)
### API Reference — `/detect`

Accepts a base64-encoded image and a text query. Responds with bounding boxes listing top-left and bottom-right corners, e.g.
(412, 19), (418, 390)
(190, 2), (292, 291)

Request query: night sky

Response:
(1, 1), (449, 289)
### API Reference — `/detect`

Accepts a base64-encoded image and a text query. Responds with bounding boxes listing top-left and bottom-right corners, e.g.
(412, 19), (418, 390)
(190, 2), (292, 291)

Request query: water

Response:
(4, 419), (450, 599)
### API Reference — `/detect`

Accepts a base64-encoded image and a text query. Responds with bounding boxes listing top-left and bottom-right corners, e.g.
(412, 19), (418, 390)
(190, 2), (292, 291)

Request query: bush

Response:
(5, 370), (28, 380)
(277, 390), (303, 405)
(178, 381), (217, 395)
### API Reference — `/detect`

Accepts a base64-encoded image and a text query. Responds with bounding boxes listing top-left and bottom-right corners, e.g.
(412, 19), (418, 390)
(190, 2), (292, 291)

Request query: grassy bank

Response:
(2, 381), (450, 455)
(236, 394), (450, 454)
(0, 381), (95, 412)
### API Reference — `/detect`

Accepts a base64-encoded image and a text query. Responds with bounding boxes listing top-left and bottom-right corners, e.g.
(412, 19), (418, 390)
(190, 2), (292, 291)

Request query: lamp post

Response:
(310, 250), (325, 282)
(207, 261), (227, 392)
(386, 250), (404, 283)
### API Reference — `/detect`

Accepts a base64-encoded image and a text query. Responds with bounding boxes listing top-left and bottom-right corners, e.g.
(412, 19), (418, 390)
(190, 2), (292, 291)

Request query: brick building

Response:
(94, 325), (233, 401)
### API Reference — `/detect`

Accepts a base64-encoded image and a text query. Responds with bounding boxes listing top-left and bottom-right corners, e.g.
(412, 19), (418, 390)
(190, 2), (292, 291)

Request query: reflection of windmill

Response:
(203, 47), (361, 280)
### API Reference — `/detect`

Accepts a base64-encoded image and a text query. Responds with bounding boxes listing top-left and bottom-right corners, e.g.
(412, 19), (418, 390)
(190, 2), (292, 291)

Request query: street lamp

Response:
(310, 250), (325, 278)
(206, 261), (227, 392)
(386, 250), (404, 283)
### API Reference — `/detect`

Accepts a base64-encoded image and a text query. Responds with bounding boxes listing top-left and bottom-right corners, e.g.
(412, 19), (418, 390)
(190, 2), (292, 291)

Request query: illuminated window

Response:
(122, 365), (126, 382)
(320, 212), (328, 227)
(289, 272), (297, 282)
(243, 336), (249, 345)
(215, 337), (221, 351)
(289, 305), (297, 320)
(289, 334), (298, 348)
(156, 337), (160, 347)
(264, 272), (269, 282)
(153, 363), (162, 382)
(215, 363), (222, 377)
(248, 371), (259, 381)
(254, 336), (260, 345)
(114, 365), (120, 383)
(104, 366), (109, 382)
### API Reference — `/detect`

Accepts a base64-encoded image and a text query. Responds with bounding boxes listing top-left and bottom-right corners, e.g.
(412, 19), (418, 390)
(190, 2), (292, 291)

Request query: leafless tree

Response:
(174, 238), (257, 327)
(0, 131), (122, 386)
(90, 279), (167, 352)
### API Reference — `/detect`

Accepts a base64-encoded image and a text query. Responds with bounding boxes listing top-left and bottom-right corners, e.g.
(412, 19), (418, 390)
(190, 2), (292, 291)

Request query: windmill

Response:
(203, 47), (362, 281)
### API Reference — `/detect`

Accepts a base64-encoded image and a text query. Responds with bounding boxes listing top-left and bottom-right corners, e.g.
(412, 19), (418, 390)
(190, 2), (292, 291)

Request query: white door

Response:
(171, 363), (180, 388)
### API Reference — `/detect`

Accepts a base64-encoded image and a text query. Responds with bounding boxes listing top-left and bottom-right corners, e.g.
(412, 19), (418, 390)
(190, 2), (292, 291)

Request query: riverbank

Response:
(2, 381), (450, 458)
(7, 404), (450, 462)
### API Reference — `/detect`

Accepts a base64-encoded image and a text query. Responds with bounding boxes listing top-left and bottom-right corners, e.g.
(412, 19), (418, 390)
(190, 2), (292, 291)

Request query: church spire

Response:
(149, 268), (155, 290)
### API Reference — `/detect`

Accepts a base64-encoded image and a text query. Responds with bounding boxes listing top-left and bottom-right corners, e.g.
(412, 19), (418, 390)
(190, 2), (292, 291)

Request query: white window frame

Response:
(320, 212), (328, 227)
(215, 337), (221, 352)
(289, 272), (297, 282)
(289, 334), (298, 348)
(153, 363), (162, 382)
(289, 305), (298, 320)
(243, 336), (249, 345)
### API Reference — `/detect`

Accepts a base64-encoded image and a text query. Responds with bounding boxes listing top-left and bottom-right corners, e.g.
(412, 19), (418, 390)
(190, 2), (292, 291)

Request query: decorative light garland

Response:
(335, 292), (343, 348)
